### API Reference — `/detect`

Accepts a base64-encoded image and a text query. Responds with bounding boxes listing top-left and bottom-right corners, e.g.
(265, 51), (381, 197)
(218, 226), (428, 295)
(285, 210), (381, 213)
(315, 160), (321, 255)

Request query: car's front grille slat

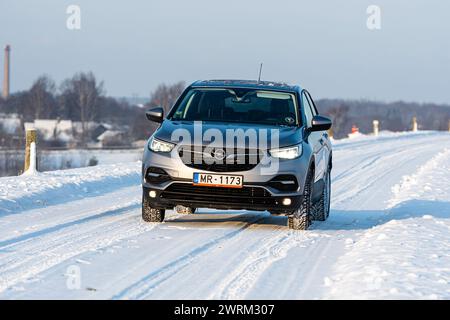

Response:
(160, 183), (274, 206)
(178, 146), (263, 172)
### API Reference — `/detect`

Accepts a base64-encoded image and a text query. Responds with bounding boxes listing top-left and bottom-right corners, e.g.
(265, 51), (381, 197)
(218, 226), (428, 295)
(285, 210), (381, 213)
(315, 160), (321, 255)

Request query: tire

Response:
(288, 168), (313, 230)
(175, 205), (196, 214)
(142, 191), (165, 222)
(315, 168), (331, 221)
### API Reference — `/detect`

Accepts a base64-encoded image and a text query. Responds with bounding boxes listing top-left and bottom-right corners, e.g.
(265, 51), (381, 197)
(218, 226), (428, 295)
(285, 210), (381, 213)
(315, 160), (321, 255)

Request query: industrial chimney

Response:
(2, 45), (11, 99)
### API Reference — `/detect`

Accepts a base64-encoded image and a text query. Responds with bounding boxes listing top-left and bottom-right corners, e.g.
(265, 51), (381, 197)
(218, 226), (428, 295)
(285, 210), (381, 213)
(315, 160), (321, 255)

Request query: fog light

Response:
(149, 190), (157, 198)
(282, 198), (291, 206)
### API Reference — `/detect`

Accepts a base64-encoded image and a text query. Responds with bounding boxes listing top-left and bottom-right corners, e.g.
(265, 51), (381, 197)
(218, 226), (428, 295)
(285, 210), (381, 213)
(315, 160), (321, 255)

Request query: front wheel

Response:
(142, 191), (165, 222)
(288, 168), (314, 230)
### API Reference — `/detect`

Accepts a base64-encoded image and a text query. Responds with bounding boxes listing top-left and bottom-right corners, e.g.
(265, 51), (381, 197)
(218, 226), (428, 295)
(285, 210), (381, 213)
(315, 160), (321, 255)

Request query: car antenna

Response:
(257, 63), (263, 84)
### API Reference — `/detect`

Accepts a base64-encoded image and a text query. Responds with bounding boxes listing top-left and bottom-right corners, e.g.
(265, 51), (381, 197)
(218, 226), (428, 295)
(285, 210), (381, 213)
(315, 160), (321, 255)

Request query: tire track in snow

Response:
(332, 142), (436, 206)
(0, 198), (141, 267)
(0, 202), (140, 250)
(111, 214), (265, 300)
(0, 205), (157, 293)
(209, 229), (311, 299)
(332, 136), (441, 184)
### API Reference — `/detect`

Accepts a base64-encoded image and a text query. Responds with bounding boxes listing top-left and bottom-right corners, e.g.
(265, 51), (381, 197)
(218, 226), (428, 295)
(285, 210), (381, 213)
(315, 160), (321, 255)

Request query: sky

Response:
(0, 0), (449, 104)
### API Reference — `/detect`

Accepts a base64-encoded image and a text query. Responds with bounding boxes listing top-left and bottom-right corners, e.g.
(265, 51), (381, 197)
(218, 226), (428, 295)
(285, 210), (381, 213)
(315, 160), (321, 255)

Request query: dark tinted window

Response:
(170, 89), (299, 126)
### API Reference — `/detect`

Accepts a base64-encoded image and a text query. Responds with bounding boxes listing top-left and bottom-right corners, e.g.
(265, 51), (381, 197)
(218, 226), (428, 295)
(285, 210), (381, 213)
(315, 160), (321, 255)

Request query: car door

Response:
(305, 91), (329, 180)
(301, 91), (323, 182)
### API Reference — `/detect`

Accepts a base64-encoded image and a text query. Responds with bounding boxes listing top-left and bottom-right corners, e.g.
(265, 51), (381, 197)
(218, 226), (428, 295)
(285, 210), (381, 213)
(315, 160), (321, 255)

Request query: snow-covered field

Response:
(0, 148), (142, 177)
(0, 131), (449, 299)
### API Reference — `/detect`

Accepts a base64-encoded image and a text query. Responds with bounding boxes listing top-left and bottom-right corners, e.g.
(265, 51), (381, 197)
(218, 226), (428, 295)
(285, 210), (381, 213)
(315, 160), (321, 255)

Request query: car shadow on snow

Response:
(167, 199), (450, 231)
(168, 211), (288, 228)
(313, 199), (450, 231)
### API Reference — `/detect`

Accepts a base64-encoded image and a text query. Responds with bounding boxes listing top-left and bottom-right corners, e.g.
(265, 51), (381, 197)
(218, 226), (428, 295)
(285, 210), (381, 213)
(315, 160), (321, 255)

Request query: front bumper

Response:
(143, 184), (302, 213)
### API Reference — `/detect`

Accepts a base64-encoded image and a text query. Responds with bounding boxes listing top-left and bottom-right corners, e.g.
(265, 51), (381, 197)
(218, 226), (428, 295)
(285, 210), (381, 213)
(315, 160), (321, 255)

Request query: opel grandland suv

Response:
(141, 80), (332, 230)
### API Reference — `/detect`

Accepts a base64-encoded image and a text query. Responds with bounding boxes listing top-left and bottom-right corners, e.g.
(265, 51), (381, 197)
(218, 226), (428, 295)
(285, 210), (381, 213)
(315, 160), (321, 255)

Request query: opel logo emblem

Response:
(212, 148), (226, 161)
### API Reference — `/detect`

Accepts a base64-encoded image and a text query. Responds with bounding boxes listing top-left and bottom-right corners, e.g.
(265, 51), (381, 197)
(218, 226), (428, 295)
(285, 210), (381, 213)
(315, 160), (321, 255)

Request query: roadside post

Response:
(412, 117), (418, 132)
(373, 120), (379, 136)
(328, 128), (333, 139)
(24, 128), (38, 173)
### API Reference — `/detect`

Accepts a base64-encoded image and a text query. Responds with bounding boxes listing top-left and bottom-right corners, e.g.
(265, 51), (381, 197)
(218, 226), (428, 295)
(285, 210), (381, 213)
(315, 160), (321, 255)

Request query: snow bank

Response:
(325, 149), (450, 299)
(389, 149), (450, 208)
(0, 162), (141, 215)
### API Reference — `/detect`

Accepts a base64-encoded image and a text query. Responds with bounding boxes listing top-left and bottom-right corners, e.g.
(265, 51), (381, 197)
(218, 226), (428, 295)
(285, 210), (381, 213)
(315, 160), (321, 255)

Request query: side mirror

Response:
(310, 115), (332, 132)
(146, 107), (164, 123)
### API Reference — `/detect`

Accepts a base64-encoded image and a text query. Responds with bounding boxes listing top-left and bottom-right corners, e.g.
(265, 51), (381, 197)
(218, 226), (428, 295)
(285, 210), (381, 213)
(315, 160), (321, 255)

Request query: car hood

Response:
(152, 120), (303, 149)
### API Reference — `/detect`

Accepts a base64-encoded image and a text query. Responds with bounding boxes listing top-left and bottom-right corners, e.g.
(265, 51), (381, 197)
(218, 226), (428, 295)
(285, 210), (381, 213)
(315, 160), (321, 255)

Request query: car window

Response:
(302, 92), (314, 128)
(305, 92), (318, 116)
(170, 88), (299, 126)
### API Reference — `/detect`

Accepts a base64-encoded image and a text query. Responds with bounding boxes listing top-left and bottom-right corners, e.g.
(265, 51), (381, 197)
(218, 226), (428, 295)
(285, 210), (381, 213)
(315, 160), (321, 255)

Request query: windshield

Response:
(169, 88), (299, 126)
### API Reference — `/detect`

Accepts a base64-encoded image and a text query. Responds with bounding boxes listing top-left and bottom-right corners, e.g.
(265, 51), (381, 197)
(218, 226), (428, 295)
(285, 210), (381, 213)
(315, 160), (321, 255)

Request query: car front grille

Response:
(160, 183), (275, 206)
(178, 145), (263, 172)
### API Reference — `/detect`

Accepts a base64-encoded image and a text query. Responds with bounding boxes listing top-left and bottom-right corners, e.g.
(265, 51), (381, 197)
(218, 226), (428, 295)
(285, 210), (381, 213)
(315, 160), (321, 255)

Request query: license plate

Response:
(193, 173), (243, 188)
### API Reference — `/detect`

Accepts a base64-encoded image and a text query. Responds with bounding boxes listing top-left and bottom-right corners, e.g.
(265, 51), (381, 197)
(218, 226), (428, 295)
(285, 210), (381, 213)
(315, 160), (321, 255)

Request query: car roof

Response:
(191, 79), (302, 93)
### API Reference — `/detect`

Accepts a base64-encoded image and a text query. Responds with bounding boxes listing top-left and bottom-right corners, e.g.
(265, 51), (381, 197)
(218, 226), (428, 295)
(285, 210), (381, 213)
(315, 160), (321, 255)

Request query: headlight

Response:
(269, 144), (302, 159)
(148, 137), (175, 153)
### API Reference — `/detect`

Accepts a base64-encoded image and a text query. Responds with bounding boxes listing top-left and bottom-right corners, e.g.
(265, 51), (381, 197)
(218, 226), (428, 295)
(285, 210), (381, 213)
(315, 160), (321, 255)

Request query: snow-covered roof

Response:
(72, 121), (101, 131)
(34, 120), (73, 131)
(96, 130), (124, 142)
(29, 119), (74, 141)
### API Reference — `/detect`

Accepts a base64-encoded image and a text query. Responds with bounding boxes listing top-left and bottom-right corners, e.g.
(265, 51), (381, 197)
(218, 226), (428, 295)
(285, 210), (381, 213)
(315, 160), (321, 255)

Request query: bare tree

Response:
(148, 81), (185, 113)
(324, 104), (349, 138)
(28, 75), (57, 119)
(131, 82), (185, 141)
(60, 72), (104, 146)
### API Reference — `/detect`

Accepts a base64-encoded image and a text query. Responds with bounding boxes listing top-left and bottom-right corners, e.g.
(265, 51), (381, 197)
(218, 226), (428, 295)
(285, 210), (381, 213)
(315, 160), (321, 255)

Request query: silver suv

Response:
(141, 80), (332, 230)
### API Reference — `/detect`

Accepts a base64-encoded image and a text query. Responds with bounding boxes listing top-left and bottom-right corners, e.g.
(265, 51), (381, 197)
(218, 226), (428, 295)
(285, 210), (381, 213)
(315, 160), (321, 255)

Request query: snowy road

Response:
(0, 131), (449, 299)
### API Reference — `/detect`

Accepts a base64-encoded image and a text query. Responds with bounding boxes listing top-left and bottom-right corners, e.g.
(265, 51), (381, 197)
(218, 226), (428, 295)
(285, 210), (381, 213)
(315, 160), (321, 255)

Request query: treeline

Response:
(317, 99), (450, 138)
(0, 72), (185, 147)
